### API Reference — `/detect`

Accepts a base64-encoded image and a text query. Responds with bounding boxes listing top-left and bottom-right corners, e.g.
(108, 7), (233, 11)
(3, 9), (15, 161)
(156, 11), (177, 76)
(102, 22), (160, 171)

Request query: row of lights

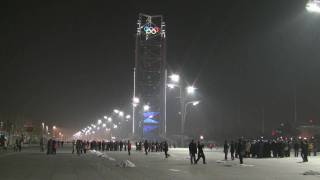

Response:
(41, 123), (64, 139)
(73, 109), (131, 139)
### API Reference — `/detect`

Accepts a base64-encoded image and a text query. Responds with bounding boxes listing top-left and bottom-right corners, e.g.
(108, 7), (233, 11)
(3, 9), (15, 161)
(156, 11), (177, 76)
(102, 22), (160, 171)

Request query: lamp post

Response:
(132, 97), (140, 136)
(52, 126), (56, 138)
(306, 0), (320, 13)
(181, 100), (200, 147)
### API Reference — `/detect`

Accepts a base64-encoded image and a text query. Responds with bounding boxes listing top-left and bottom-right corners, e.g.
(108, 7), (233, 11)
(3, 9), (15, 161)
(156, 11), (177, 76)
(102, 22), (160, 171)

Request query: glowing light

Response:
(192, 101), (200, 106)
(143, 23), (160, 35)
(187, 86), (196, 94)
(104, 116), (108, 119)
(97, 119), (102, 125)
(119, 111), (124, 117)
(143, 105), (150, 111)
(108, 117), (112, 122)
(167, 84), (176, 89)
(126, 115), (131, 119)
(133, 97), (140, 104)
(306, 0), (320, 13)
(114, 109), (119, 113)
(102, 123), (106, 127)
(200, 135), (204, 140)
(169, 74), (180, 83)
(113, 124), (118, 129)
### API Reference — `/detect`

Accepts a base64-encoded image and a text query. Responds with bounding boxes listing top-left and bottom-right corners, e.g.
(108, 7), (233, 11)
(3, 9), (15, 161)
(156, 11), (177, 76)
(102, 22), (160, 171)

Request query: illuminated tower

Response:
(134, 14), (166, 139)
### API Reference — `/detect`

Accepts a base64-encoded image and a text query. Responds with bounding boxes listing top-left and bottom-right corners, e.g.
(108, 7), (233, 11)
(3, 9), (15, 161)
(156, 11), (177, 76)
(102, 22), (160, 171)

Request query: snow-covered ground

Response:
(1, 146), (320, 180)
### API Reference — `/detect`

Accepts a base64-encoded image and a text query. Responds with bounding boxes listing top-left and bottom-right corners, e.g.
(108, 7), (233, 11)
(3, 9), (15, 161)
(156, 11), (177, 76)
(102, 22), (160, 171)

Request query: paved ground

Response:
(1, 145), (320, 180)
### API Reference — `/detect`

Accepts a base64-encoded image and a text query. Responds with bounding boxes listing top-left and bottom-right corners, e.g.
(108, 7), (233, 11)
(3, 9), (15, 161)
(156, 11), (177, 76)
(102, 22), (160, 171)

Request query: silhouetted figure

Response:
(237, 139), (244, 164)
(224, 140), (229, 160)
(128, 140), (131, 156)
(301, 140), (308, 162)
(144, 140), (149, 155)
(230, 140), (235, 160)
(189, 140), (197, 164)
(164, 141), (169, 158)
(195, 141), (206, 164)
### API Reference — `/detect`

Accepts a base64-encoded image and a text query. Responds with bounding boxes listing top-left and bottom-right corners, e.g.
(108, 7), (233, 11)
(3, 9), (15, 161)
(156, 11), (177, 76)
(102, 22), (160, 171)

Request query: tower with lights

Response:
(134, 13), (166, 139)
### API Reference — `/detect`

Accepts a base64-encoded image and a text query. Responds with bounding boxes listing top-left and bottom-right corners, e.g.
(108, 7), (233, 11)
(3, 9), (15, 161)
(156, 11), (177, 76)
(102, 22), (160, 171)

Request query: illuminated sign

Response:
(143, 23), (160, 35)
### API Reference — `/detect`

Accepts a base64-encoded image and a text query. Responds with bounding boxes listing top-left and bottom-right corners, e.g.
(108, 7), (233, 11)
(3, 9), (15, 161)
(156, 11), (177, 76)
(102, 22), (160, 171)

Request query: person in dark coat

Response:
(189, 140), (197, 164)
(237, 138), (244, 164)
(230, 140), (235, 160)
(127, 140), (131, 156)
(47, 139), (52, 155)
(164, 141), (169, 158)
(301, 140), (308, 162)
(195, 141), (206, 164)
(294, 140), (299, 157)
(144, 140), (149, 155)
(52, 140), (57, 154)
(224, 140), (229, 160)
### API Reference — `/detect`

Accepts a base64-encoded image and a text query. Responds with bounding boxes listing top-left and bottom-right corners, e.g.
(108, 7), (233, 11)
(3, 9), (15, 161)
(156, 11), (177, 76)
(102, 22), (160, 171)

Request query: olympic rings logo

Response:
(143, 24), (160, 35)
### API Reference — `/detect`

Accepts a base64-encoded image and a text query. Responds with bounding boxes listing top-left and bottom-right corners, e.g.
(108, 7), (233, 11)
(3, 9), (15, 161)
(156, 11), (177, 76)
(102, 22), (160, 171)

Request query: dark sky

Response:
(1, 0), (320, 138)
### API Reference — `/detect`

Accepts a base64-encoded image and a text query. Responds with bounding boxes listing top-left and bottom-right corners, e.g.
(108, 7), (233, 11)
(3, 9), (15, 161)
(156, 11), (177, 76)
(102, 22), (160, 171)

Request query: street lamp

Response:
(181, 100), (200, 147)
(306, 0), (320, 13)
(52, 126), (56, 138)
(192, 101), (200, 106)
(169, 74), (180, 83)
(97, 119), (102, 125)
(107, 117), (112, 122)
(119, 111), (124, 117)
(132, 96), (140, 135)
(114, 109), (119, 114)
(126, 115), (131, 119)
(143, 105), (150, 111)
(133, 97), (140, 105)
(104, 116), (108, 119)
(186, 86), (196, 94)
(167, 83), (176, 89)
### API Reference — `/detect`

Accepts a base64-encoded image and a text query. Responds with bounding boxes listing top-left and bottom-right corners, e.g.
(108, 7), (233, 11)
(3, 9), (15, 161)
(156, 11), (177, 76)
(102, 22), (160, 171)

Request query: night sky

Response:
(1, 0), (319, 138)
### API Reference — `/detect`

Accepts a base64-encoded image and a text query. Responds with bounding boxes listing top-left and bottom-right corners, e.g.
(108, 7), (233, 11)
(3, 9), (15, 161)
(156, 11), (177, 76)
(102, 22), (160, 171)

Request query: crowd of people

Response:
(72, 139), (170, 158)
(0, 135), (23, 152)
(46, 139), (64, 155)
(53, 136), (318, 166)
(223, 137), (317, 164)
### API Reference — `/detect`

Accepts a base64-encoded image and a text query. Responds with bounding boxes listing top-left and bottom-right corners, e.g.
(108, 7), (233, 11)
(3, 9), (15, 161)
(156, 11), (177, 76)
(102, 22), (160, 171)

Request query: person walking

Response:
(294, 140), (299, 157)
(237, 138), (244, 164)
(40, 137), (44, 152)
(302, 140), (308, 162)
(189, 140), (197, 164)
(230, 140), (235, 160)
(224, 140), (229, 160)
(128, 140), (131, 156)
(72, 140), (75, 154)
(164, 141), (169, 158)
(195, 140), (206, 164)
(47, 139), (52, 155)
(144, 140), (149, 155)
